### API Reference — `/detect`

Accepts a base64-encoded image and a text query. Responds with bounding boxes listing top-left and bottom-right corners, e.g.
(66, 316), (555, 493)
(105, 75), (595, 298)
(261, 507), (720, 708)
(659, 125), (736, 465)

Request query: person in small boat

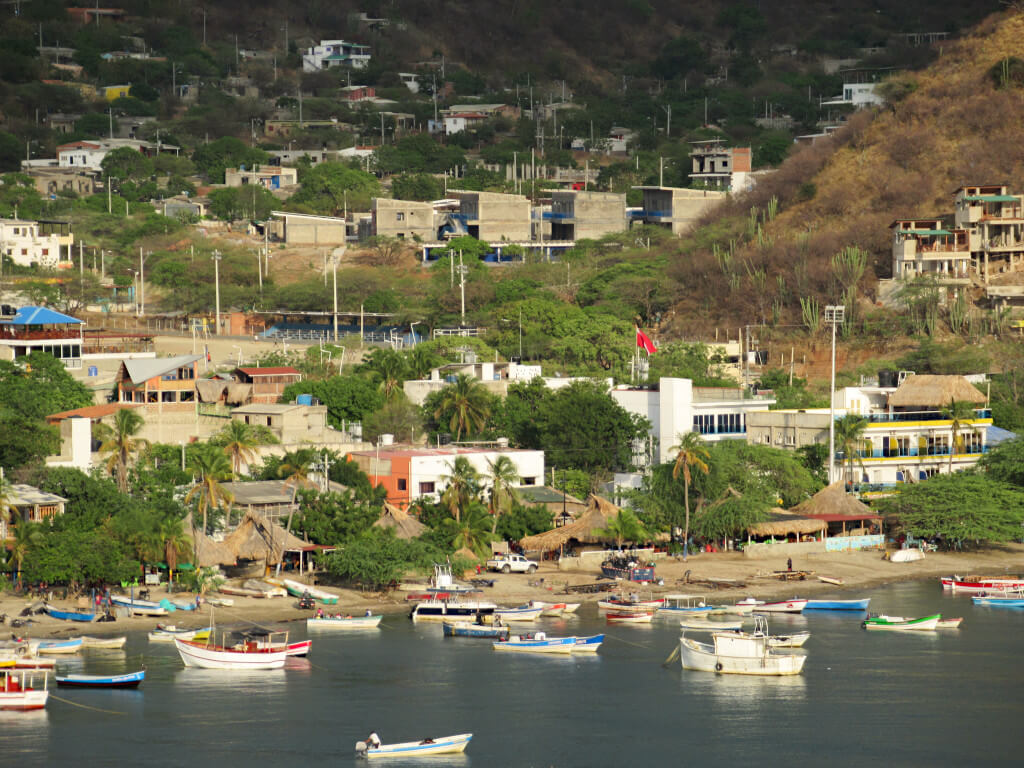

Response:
(316, 608), (324, 619)
(367, 732), (381, 749)
(420, 738), (435, 745)
(365, 609), (372, 617)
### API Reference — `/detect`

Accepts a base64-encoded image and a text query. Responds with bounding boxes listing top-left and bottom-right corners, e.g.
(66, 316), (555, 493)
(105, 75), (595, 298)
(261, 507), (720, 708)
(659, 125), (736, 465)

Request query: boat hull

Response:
(494, 607), (542, 622)
(81, 636), (127, 649)
(679, 637), (806, 675)
(679, 619), (743, 631)
(606, 612), (653, 623)
(307, 616), (383, 630)
(281, 579), (339, 605)
(936, 617), (963, 629)
(804, 599), (871, 611)
(756, 599), (808, 613)
(110, 596), (168, 616)
(493, 636), (577, 654)
(149, 626), (212, 643)
(971, 595), (1024, 607)
(767, 632), (810, 648)
(572, 634), (604, 653)
(942, 577), (1024, 593)
(0, 691), (48, 710)
(597, 598), (664, 612)
(362, 734), (472, 758)
(174, 638), (287, 669)
(600, 564), (656, 582)
(44, 605), (96, 622)
(56, 671), (144, 688)
(442, 621), (509, 639)
(863, 614), (940, 631)
(37, 639), (83, 655)
(410, 601), (497, 623)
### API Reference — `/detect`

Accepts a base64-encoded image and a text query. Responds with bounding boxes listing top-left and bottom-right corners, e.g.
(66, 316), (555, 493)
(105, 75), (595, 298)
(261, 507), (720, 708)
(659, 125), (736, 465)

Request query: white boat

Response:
(678, 619), (744, 631)
(529, 601), (578, 617)
(889, 548), (925, 563)
(818, 576), (844, 586)
(597, 595), (664, 612)
(279, 579), (340, 605)
(410, 600), (497, 623)
(756, 599), (807, 614)
(148, 625), (212, 643)
(110, 595), (168, 616)
(1, 671), (48, 710)
(767, 631), (810, 648)
(606, 611), (654, 624)
(307, 615), (383, 630)
(80, 636), (127, 649)
(658, 594), (716, 616)
(36, 637), (83, 655)
(863, 614), (940, 631)
(494, 605), (543, 622)
(243, 579), (288, 598)
(679, 617), (806, 676)
(173, 635), (288, 670)
(204, 596), (234, 607)
(356, 733), (472, 758)
(493, 631), (578, 654)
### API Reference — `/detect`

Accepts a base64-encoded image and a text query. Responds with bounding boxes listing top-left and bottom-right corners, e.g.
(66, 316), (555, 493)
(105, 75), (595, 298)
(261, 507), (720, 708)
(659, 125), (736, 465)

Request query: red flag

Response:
(636, 327), (657, 355)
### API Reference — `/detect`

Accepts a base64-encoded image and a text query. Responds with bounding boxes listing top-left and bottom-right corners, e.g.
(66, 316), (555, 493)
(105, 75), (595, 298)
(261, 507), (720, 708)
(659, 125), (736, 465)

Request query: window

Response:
(41, 249), (48, 256)
(693, 414), (714, 434)
(397, 478), (407, 491)
(162, 391), (176, 403)
(396, 212), (405, 221)
(520, 476), (536, 486)
(716, 413), (742, 434)
(419, 481), (435, 494)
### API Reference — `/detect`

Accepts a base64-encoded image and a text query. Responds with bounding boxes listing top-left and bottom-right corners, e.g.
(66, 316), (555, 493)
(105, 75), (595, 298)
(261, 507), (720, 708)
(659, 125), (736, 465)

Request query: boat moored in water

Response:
(658, 594), (717, 616)
(679, 617), (806, 676)
(307, 614), (383, 630)
(862, 614), (940, 631)
(36, 637), (83, 655)
(174, 633), (289, 669)
(442, 620), (510, 639)
(941, 576), (1024, 593)
(356, 733), (472, 758)
(606, 611), (653, 624)
(80, 635), (127, 649)
(1, 671), (48, 710)
(804, 599), (871, 611)
(494, 605), (543, 622)
(410, 599), (497, 623)
(56, 670), (144, 688)
(493, 632), (578, 654)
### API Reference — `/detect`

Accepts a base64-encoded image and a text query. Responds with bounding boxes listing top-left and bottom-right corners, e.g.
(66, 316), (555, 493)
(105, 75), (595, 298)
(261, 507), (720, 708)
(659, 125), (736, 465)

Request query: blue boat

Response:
(442, 620), (509, 639)
(573, 634), (604, 653)
(492, 632), (578, 654)
(44, 605), (96, 622)
(972, 594), (1024, 607)
(56, 670), (145, 688)
(36, 637), (84, 654)
(804, 599), (871, 611)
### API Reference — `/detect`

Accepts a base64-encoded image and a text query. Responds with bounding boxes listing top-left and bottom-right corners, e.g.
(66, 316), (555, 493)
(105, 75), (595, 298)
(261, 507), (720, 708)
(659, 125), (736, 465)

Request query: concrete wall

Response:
(456, 191), (531, 241)
(745, 410), (830, 450)
(372, 198), (436, 240)
(282, 217), (347, 246)
(551, 190), (627, 240)
(742, 540), (826, 559)
(670, 188), (727, 235)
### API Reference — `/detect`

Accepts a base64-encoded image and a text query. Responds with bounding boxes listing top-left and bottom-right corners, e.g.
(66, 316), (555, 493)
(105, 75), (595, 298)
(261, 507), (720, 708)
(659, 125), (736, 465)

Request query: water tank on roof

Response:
(296, 394), (313, 406)
(380, 433), (394, 446)
(496, 437), (509, 449)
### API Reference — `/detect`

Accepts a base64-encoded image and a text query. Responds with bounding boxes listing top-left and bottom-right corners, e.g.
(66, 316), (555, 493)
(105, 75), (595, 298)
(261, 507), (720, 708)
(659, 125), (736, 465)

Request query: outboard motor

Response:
(355, 741), (368, 756)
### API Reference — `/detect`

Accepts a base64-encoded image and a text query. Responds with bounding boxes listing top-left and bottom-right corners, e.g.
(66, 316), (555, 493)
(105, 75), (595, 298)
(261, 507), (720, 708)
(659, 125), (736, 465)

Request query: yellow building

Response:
(103, 84), (132, 101)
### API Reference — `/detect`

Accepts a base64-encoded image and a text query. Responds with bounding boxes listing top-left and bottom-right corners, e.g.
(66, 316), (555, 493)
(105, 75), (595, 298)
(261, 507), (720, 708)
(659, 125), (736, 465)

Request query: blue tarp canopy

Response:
(6, 306), (83, 325)
(986, 425), (1017, 447)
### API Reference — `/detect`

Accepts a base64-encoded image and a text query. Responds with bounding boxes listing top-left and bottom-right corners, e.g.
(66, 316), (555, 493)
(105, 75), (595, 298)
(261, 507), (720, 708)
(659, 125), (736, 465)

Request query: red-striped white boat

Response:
(606, 611), (654, 624)
(735, 597), (807, 613)
(1, 671), (48, 711)
(174, 634), (288, 670)
(597, 596), (664, 613)
(940, 576), (1024, 593)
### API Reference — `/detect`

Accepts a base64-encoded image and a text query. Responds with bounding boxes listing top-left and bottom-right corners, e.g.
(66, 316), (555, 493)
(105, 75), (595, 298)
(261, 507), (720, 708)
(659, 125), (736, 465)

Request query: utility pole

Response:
(663, 104), (671, 137)
(332, 251), (340, 342)
(256, 248), (262, 294)
(825, 305), (845, 485)
(458, 250), (467, 325)
(79, 241), (84, 279)
(138, 247), (145, 317)
(213, 250), (223, 335)
(380, 112), (385, 145)
(659, 157), (664, 187)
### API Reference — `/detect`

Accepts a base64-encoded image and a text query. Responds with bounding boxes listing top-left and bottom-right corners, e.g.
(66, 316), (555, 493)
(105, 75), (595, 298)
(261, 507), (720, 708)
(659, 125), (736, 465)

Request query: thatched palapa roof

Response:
(221, 511), (308, 564)
(518, 494), (622, 553)
(191, 528), (238, 567)
(748, 510), (827, 538)
(789, 482), (877, 518)
(453, 546), (480, 563)
(887, 374), (986, 407)
(373, 502), (426, 539)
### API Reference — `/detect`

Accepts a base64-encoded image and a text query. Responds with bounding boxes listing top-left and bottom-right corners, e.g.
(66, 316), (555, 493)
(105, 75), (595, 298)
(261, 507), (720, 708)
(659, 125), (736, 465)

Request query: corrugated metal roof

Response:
(7, 483), (67, 506)
(3, 306), (83, 326)
(121, 354), (202, 385)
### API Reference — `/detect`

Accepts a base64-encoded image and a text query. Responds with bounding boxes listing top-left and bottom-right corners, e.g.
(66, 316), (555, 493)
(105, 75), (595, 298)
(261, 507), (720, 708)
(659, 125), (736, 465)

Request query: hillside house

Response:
(230, 402), (328, 442)
(890, 218), (970, 281)
(224, 166), (298, 189)
(0, 219), (72, 268)
(340, 85), (375, 101)
(25, 167), (99, 197)
(371, 198), (438, 241)
(954, 185), (1024, 283)
(689, 140), (752, 191)
(450, 190), (531, 241)
(631, 186), (727, 236)
(116, 354), (201, 408)
(232, 366), (302, 403)
(302, 40), (371, 71)
(55, 139), (179, 170)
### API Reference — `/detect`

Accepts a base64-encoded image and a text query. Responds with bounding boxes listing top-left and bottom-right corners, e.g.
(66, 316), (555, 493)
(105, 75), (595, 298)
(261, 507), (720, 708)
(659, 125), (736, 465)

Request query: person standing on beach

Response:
(787, 558), (793, 572)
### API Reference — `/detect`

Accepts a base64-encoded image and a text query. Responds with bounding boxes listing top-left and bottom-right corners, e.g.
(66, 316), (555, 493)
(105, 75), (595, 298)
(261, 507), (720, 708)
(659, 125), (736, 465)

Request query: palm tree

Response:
(941, 398), (978, 473)
(441, 456), (480, 524)
(833, 414), (869, 486)
(671, 432), (710, 561)
(406, 346), (442, 380)
(595, 509), (649, 549)
(219, 420), (261, 477)
(97, 408), (148, 492)
(11, 520), (43, 589)
(435, 374), (491, 441)
(362, 348), (409, 400)
(442, 506), (498, 557)
(156, 515), (192, 585)
(485, 455), (520, 533)
(277, 450), (317, 534)
(185, 444), (234, 536)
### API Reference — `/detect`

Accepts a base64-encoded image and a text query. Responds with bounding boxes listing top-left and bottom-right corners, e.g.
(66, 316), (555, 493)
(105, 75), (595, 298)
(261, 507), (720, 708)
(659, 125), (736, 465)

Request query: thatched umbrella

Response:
(373, 502), (426, 539)
(192, 530), (237, 567)
(519, 494), (622, 554)
(748, 511), (827, 539)
(222, 511), (308, 565)
(887, 374), (986, 408)
(789, 482), (874, 517)
(453, 546), (480, 562)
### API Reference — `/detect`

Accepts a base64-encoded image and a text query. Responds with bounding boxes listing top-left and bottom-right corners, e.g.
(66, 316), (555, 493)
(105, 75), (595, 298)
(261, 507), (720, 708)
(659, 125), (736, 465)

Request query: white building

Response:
(55, 139), (179, 170)
(302, 40), (371, 71)
(611, 378), (776, 466)
(399, 72), (420, 93)
(402, 362), (607, 406)
(0, 219), (71, 268)
(346, 446), (545, 509)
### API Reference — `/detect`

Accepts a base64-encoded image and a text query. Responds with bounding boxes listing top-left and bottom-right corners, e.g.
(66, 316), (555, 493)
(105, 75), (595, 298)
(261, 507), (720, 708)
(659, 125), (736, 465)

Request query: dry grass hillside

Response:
(667, 9), (1024, 333)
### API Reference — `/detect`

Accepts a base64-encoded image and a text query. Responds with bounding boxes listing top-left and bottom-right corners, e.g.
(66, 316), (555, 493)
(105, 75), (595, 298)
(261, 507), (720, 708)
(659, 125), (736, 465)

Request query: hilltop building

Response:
(630, 186), (727, 236)
(0, 219), (73, 268)
(890, 218), (971, 282)
(0, 305), (83, 368)
(546, 190), (627, 241)
(953, 184), (1024, 283)
(302, 40), (371, 71)
(689, 140), (752, 191)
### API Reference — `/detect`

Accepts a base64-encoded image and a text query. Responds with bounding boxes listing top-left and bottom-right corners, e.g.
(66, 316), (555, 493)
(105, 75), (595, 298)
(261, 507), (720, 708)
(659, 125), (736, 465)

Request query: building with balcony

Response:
(345, 446), (545, 510)
(0, 305), (84, 368)
(230, 402), (329, 443)
(54, 138), (179, 170)
(115, 354), (201, 408)
(689, 140), (752, 191)
(953, 184), (1024, 283)
(402, 361), (605, 406)
(0, 218), (72, 269)
(224, 165), (298, 189)
(546, 190), (627, 241)
(630, 186), (727, 236)
(611, 378), (776, 466)
(0, 484), (67, 539)
(302, 40), (371, 71)
(232, 367), (302, 404)
(890, 218), (970, 281)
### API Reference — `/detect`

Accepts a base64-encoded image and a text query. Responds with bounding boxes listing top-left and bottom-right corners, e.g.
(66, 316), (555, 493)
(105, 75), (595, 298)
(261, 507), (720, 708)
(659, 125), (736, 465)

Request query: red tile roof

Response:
(46, 403), (140, 423)
(235, 367), (302, 376)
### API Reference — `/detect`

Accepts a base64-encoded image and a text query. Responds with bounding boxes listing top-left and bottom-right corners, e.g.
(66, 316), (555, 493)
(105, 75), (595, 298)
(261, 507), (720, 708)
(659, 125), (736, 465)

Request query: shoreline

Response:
(6, 544), (1023, 638)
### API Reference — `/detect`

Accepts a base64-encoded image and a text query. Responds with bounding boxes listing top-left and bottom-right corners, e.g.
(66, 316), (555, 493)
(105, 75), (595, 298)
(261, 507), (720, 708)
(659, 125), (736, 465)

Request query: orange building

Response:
(115, 354), (201, 409)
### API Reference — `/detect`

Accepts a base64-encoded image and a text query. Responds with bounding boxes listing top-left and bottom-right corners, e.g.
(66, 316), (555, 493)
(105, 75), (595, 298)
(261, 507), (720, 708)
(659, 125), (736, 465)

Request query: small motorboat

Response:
(862, 614), (941, 631)
(817, 576), (844, 586)
(597, 595), (664, 612)
(280, 579), (339, 605)
(494, 605), (542, 622)
(409, 599), (497, 623)
(110, 596), (168, 616)
(203, 597), (234, 607)
(936, 617), (963, 629)
(148, 625), (212, 643)
(755, 599), (807, 614)
(442, 621), (510, 639)
(218, 585), (268, 598)
(1, 671), (48, 710)
(529, 601), (576, 617)
(971, 590), (1024, 607)
(44, 605), (96, 622)
(766, 631), (810, 648)
(945, 576), (1024, 594)
(355, 733), (472, 758)
(13, 656), (55, 670)
(572, 634), (604, 653)
(678, 619), (743, 631)
(679, 618), (806, 676)
(81, 636), (127, 649)
(56, 670), (144, 688)
(307, 615), (383, 630)
(804, 598), (870, 611)
(606, 611), (653, 624)
(492, 632), (577, 654)
(36, 637), (84, 655)
(174, 634), (288, 670)
(658, 594), (716, 615)
(242, 579), (288, 598)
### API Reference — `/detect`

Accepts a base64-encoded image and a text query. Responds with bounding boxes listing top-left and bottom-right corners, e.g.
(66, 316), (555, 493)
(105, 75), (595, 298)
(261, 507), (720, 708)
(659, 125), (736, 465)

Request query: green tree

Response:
(406, 346), (443, 380)
(192, 137), (269, 183)
(11, 520), (44, 587)
(157, 513), (191, 577)
(485, 454), (520, 533)
(363, 395), (423, 444)
(882, 474), (1024, 547)
(100, 146), (155, 182)
(212, 420), (275, 477)
(692, 490), (770, 545)
(185, 444), (234, 536)
(440, 505), (497, 557)
(97, 408), (149, 493)
(293, 487), (379, 545)
(359, 347), (410, 400)
(595, 509), (650, 548)
(324, 527), (446, 589)
(277, 449), (317, 535)
(495, 501), (554, 542)
(391, 172), (443, 201)
(282, 376), (384, 429)
(288, 162), (380, 215)
(441, 456), (480, 524)
(942, 398), (979, 473)
(980, 436), (1024, 487)
(833, 414), (869, 485)
(671, 432), (710, 560)
(208, 186), (276, 220)
(432, 374), (493, 441)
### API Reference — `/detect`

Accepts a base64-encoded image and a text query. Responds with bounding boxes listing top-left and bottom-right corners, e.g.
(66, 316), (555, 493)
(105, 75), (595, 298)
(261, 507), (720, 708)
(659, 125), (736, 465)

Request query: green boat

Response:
(280, 578), (339, 605)
(862, 613), (940, 631)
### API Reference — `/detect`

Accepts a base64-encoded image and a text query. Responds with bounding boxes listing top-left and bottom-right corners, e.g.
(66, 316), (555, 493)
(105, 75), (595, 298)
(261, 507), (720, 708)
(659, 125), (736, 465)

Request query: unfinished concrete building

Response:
(548, 190), (627, 240)
(890, 218), (970, 282)
(451, 190), (531, 242)
(632, 186), (727, 236)
(371, 198), (438, 240)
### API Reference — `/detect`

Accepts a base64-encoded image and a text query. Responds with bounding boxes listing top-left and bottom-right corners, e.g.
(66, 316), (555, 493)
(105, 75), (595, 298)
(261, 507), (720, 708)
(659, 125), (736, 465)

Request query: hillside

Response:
(663, 8), (1024, 336)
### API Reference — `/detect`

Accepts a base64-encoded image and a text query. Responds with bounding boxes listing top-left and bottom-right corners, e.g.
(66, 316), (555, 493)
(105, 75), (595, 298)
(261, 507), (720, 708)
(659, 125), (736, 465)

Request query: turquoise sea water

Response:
(3, 580), (1020, 767)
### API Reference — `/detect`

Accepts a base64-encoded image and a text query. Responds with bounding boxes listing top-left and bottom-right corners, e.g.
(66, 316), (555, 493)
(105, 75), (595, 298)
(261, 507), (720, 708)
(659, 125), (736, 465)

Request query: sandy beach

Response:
(5, 544), (1023, 638)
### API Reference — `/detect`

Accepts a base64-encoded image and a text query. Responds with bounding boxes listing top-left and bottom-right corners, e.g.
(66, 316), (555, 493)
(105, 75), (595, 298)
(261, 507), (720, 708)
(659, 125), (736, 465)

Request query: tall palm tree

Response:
(406, 346), (442, 380)
(941, 398), (978, 473)
(833, 414), (869, 486)
(219, 420), (261, 477)
(671, 432), (710, 561)
(441, 456), (480, 524)
(486, 455), (520, 533)
(97, 408), (148, 492)
(185, 444), (234, 536)
(11, 520), (43, 589)
(362, 348), (409, 400)
(155, 515), (192, 583)
(435, 374), (491, 441)
(442, 506), (498, 557)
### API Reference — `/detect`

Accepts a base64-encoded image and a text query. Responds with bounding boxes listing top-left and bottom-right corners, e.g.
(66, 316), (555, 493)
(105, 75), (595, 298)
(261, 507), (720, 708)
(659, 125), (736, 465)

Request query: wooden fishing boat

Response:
(148, 625), (212, 643)
(1, 671), (48, 710)
(56, 670), (144, 688)
(80, 636), (127, 649)
(679, 620), (806, 676)
(492, 632), (578, 654)
(36, 637), (83, 655)
(307, 615), (383, 630)
(494, 605), (543, 622)
(442, 620), (510, 639)
(529, 600), (578, 617)
(889, 548), (924, 563)
(572, 634), (604, 653)
(678, 618), (744, 631)
(606, 611), (653, 624)
(110, 595), (168, 616)
(597, 595), (664, 612)
(218, 585), (268, 598)
(410, 599), (497, 623)
(13, 657), (55, 670)
(755, 598), (807, 613)
(280, 579), (339, 605)
(203, 596), (234, 607)
(242, 579), (288, 598)
(766, 631), (810, 648)
(174, 634), (288, 670)
(817, 576), (844, 586)
(936, 617), (963, 629)
(44, 605), (96, 622)
(804, 598), (871, 611)
(941, 576), (1024, 593)
(658, 594), (717, 616)
(356, 733), (472, 758)
(862, 614), (940, 631)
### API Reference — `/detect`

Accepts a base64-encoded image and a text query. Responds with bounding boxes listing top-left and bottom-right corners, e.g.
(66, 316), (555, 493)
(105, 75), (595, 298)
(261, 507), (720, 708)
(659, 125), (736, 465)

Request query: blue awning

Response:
(5, 306), (83, 325)
(987, 425), (1017, 446)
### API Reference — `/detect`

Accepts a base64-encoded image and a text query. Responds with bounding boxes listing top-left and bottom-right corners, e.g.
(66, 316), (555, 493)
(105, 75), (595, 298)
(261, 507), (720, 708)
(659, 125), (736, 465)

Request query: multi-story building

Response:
(224, 165), (298, 189)
(0, 305), (84, 368)
(451, 191), (532, 242)
(611, 378), (776, 466)
(115, 354), (201, 408)
(0, 219), (72, 268)
(953, 184), (1024, 283)
(631, 186), (727, 236)
(230, 403), (329, 443)
(371, 198), (438, 241)
(345, 446), (545, 509)
(746, 374), (991, 486)
(890, 218), (971, 281)
(546, 190), (627, 241)
(689, 141), (752, 191)
(55, 139), (178, 170)
(232, 366), (302, 404)
(402, 361), (605, 406)
(302, 40), (371, 71)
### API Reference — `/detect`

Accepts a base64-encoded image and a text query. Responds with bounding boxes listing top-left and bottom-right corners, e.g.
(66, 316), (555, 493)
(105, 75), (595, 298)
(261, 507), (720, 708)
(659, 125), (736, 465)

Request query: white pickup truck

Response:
(485, 553), (539, 574)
